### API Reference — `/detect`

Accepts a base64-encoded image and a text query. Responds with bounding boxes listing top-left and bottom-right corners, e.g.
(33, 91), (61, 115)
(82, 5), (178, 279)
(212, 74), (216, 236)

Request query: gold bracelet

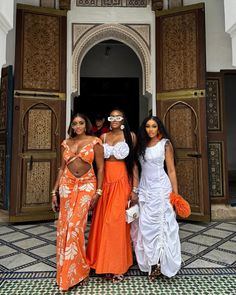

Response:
(96, 189), (102, 196)
(132, 187), (139, 194)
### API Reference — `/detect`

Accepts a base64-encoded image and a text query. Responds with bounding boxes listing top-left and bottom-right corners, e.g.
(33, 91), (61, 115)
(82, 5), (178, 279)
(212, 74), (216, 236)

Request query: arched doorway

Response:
(73, 39), (143, 132)
(69, 23), (153, 132)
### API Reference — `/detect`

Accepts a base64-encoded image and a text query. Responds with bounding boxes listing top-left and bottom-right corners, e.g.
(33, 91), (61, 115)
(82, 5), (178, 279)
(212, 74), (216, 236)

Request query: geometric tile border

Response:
(0, 266), (236, 281)
(0, 275), (236, 295)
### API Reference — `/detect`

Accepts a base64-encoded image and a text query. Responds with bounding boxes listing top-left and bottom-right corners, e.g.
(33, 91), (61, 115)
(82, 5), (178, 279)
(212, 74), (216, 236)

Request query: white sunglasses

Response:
(108, 116), (124, 122)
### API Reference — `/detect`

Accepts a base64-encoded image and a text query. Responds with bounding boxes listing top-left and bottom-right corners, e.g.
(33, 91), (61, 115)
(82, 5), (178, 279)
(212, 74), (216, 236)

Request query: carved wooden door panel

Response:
(10, 97), (65, 222)
(10, 5), (66, 222)
(156, 3), (210, 221)
(0, 66), (13, 210)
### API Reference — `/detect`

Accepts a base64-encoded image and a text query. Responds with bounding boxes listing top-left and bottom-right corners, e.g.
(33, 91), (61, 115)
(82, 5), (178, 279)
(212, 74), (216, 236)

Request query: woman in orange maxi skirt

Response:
(87, 109), (139, 282)
(51, 113), (104, 291)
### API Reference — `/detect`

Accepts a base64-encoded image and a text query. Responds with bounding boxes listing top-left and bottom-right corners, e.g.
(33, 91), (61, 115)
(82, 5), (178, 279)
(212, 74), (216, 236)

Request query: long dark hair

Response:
(68, 113), (93, 138)
(110, 108), (135, 181)
(137, 115), (170, 161)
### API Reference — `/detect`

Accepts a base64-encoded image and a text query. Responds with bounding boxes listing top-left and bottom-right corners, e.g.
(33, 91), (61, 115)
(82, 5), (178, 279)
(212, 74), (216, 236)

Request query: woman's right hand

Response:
(51, 194), (59, 212)
(129, 191), (139, 206)
(89, 193), (100, 210)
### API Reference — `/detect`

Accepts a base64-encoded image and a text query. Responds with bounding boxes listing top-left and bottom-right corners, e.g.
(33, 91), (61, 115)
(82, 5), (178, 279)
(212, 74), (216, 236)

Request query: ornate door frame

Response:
(67, 22), (154, 127)
(0, 66), (13, 210)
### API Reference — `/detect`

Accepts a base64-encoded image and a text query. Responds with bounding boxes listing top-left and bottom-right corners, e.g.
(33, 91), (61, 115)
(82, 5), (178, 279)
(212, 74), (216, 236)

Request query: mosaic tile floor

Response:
(0, 221), (235, 294)
(0, 275), (236, 295)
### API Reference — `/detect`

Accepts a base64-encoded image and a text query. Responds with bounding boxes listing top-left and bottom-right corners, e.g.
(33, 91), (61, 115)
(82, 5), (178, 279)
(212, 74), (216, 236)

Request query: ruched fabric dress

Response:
(87, 139), (133, 274)
(132, 138), (181, 277)
(56, 138), (102, 291)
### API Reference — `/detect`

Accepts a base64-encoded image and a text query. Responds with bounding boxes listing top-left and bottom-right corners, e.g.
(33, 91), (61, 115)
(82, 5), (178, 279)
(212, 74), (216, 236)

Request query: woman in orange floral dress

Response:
(51, 113), (104, 291)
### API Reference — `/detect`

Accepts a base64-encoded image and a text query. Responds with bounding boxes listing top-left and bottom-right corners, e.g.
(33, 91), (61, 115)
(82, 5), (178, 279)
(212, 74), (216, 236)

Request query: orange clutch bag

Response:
(169, 192), (191, 218)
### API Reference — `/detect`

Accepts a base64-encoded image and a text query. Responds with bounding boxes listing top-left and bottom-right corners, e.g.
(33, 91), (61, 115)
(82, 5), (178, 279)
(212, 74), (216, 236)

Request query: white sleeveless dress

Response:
(132, 138), (181, 277)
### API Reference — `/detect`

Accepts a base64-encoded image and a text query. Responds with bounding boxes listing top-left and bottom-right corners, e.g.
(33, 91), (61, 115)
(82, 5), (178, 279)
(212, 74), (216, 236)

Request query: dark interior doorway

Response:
(73, 77), (139, 132)
(224, 73), (236, 205)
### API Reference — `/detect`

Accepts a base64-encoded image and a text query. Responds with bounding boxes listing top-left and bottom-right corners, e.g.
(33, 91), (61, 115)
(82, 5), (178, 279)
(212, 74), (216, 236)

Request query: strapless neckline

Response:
(103, 141), (129, 160)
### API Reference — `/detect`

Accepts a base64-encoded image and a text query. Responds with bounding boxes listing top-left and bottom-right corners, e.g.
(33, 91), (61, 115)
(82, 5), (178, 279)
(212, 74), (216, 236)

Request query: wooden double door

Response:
(9, 4), (66, 222)
(9, 3), (213, 222)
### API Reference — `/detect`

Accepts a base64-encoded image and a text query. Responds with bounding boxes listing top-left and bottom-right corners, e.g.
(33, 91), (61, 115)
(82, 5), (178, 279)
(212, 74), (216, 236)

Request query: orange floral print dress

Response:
(56, 138), (102, 291)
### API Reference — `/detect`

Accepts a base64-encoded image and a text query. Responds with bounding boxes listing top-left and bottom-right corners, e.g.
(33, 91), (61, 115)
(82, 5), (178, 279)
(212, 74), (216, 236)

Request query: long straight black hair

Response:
(137, 115), (170, 161)
(110, 108), (135, 181)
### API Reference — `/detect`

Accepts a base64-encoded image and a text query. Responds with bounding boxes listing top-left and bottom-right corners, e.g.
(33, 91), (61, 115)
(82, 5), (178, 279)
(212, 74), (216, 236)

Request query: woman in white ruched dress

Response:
(132, 116), (181, 280)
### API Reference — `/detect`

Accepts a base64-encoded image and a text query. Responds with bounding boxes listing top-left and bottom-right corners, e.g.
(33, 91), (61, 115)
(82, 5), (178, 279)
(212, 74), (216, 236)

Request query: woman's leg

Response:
(57, 170), (96, 290)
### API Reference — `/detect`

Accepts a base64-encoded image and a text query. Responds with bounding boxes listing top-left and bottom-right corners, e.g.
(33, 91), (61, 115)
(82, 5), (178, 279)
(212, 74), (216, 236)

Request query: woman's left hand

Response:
(89, 193), (100, 210)
(129, 191), (138, 206)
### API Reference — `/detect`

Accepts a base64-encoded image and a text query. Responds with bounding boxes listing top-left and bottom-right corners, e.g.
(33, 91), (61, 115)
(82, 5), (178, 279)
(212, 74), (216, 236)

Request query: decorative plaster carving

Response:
(76, 0), (147, 7)
(72, 23), (151, 95)
(127, 24), (150, 50)
(72, 24), (98, 51)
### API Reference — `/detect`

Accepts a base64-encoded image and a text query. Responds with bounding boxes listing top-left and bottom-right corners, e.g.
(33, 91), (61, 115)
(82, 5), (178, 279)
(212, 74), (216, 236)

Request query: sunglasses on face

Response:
(108, 116), (124, 122)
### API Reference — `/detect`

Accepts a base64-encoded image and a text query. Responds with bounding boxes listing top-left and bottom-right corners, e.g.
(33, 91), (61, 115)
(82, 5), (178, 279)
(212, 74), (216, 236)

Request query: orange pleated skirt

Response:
(86, 161), (133, 274)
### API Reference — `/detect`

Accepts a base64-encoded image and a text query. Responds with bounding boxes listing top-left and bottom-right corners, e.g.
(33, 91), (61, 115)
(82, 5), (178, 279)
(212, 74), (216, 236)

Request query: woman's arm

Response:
(130, 132), (139, 204)
(165, 141), (178, 194)
(131, 132), (139, 187)
(100, 133), (105, 143)
(90, 143), (104, 209)
(51, 145), (66, 212)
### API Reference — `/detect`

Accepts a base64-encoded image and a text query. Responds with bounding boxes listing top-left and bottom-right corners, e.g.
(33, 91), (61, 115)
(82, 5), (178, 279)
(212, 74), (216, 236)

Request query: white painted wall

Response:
(224, 0), (236, 31)
(81, 43), (142, 78)
(0, 0), (14, 26)
(4, 0), (40, 72)
(0, 0), (14, 77)
(224, 0), (236, 67)
(184, 0), (235, 71)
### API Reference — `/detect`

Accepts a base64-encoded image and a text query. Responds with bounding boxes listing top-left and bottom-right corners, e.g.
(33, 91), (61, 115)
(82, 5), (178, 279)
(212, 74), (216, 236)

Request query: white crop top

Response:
(103, 134), (129, 160)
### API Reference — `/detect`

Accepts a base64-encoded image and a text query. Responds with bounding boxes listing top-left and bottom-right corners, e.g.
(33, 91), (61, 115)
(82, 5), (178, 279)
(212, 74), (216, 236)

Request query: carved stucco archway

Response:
(72, 23), (151, 95)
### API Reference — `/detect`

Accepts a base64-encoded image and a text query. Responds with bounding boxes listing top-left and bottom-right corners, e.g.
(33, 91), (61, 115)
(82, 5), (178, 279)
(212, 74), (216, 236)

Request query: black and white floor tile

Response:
(0, 221), (235, 294)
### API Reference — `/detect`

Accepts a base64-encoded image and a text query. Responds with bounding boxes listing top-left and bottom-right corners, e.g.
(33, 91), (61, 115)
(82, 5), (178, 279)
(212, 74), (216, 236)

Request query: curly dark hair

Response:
(137, 115), (170, 161)
(68, 113), (93, 138)
(110, 108), (135, 182)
